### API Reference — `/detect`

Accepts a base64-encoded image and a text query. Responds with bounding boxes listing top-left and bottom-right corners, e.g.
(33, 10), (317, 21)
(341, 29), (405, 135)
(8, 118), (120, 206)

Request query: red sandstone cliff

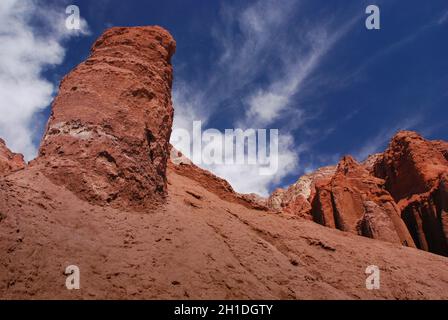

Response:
(271, 131), (448, 257)
(310, 156), (415, 247)
(0, 139), (25, 176)
(373, 131), (448, 256)
(0, 26), (448, 299)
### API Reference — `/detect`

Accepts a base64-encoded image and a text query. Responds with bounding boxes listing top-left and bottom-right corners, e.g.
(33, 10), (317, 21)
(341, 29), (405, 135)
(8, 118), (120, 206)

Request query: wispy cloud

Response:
(438, 9), (448, 25)
(0, 0), (89, 160)
(353, 116), (422, 161)
(243, 18), (357, 128)
(172, 0), (357, 195)
(346, 9), (448, 85)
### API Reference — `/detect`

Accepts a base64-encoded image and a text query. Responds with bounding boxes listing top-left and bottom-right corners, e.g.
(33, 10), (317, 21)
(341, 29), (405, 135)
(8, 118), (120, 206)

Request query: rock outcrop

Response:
(0, 139), (25, 176)
(310, 156), (415, 246)
(36, 26), (176, 210)
(373, 131), (448, 256)
(266, 166), (336, 218)
(275, 131), (447, 256)
(373, 131), (447, 202)
(431, 140), (448, 161)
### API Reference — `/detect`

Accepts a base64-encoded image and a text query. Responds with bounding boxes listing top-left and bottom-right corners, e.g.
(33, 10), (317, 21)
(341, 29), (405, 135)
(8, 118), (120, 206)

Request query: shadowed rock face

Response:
(36, 26), (176, 210)
(0, 139), (25, 176)
(275, 131), (447, 257)
(432, 140), (448, 161)
(373, 131), (448, 256)
(310, 156), (415, 247)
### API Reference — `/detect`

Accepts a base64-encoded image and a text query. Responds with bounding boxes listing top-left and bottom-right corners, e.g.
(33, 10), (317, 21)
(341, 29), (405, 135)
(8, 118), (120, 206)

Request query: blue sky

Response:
(1, 0), (447, 195)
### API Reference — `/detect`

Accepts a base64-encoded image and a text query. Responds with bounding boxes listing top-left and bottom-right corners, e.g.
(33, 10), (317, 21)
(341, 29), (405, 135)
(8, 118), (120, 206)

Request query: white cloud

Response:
(246, 92), (289, 124)
(244, 38), (328, 127)
(172, 82), (208, 133)
(216, 0), (296, 82)
(0, 0), (89, 160)
(171, 125), (298, 196)
(209, 133), (298, 196)
(171, 0), (357, 196)
(243, 14), (358, 127)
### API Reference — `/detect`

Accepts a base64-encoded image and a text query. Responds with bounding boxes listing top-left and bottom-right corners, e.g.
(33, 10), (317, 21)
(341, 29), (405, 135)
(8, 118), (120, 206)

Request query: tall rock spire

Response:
(37, 26), (176, 210)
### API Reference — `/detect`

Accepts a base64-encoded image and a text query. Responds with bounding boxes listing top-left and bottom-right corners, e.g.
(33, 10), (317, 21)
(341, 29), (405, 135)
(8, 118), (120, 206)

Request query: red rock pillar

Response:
(37, 26), (176, 210)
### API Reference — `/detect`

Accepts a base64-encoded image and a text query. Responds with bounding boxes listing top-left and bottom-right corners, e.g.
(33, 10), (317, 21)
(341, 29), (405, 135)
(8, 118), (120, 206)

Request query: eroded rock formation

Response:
(373, 131), (448, 256)
(275, 131), (447, 256)
(0, 139), (25, 176)
(310, 156), (415, 246)
(36, 26), (176, 210)
(267, 166), (335, 218)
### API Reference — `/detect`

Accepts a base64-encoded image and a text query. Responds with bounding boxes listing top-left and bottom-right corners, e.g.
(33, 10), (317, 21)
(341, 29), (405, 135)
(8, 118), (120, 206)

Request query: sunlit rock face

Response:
(373, 131), (448, 256)
(0, 139), (25, 176)
(310, 156), (415, 247)
(37, 26), (176, 210)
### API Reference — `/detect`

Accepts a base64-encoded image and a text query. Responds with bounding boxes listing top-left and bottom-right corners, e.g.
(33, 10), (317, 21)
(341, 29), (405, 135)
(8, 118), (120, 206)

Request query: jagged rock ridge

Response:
(269, 131), (448, 257)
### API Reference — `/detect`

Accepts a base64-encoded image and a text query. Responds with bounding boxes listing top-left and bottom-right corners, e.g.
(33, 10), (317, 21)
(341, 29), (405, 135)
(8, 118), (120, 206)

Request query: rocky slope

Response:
(0, 26), (448, 299)
(2, 160), (448, 299)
